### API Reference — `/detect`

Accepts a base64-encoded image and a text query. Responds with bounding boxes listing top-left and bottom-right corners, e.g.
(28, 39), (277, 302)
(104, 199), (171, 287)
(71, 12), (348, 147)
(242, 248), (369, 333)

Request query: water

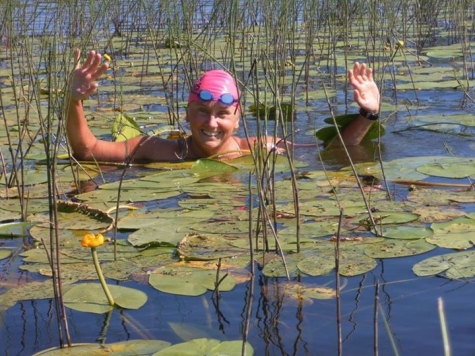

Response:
(2, 1), (475, 355)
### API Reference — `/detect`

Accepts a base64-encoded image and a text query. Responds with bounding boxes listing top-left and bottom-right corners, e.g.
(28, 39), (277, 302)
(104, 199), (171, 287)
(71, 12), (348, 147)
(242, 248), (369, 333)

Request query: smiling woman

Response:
(66, 49), (380, 163)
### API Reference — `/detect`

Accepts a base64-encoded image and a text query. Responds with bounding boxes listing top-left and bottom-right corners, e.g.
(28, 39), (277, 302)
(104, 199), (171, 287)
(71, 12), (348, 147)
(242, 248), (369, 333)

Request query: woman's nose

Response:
(206, 114), (218, 126)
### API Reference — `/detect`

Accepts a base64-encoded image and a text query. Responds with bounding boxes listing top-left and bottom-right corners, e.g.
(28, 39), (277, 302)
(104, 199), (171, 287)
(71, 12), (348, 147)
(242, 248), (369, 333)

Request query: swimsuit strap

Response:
(175, 136), (189, 161)
(232, 136), (243, 156)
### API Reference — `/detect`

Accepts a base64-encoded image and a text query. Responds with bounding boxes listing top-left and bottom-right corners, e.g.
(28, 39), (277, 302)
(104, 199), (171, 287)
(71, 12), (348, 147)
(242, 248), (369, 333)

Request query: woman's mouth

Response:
(201, 130), (221, 138)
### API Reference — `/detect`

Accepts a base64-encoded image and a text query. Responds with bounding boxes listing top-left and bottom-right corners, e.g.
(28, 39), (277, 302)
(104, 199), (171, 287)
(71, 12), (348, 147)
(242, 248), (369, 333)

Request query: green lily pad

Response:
(262, 254), (301, 277)
(296, 254), (335, 276)
(353, 211), (419, 226)
(416, 162), (475, 178)
(0, 248), (12, 260)
(190, 158), (238, 175)
(127, 221), (188, 247)
(413, 250), (475, 279)
(153, 338), (254, 356)
(0, 280), (73, 312)
(168, 322), (227, 342)
(75, 187), (181, 203)
(112, 113), (142, 142)
(427, 218), (475, 249)
(63, 283), (148, 313)
(33, 340), (170, 355)
(382, 226), (433, 240)
(177, 233), (246, 260)
(347, 156), (470, 181)
(408, 188), (475, 205)
(149, 265), (236, 296)
(316, 113), (385, 145)
(282, 281), (336, 301)
(364, 239), (436, 259)
(0, 221), (33, 237)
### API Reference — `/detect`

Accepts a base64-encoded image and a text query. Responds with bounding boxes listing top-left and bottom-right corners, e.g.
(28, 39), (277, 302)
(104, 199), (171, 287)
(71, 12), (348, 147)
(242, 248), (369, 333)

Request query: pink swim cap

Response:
(188, 69), (239, 107)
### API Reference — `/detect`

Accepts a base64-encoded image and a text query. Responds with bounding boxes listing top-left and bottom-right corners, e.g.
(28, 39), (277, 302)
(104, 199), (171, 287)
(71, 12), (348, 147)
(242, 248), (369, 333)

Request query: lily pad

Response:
(112, 112), (142, 142)
(177, 233), (247, 260)
(262, 254), (301, 277)
(149, 265), (236, 296)
(127, 221), (188, 247)
(427, 218), (475, 249)
(190, 158), (238, 175)
(364, 239), (436, 259)
(413, 250), (475, 279)
(416, 162), (475, 178)
(382, 226), (433, 240)
(33, 340), (170, 355)
(316, 114), (385, 146)
(153, 338), (254, 356)
(63, 283), (148, 313)
(0, 221), (33, 237)
(0, 248), (12, 260)
(282, 281), (336, 301)
(168, 322), (227, 342)
(352, 211), (419, 227)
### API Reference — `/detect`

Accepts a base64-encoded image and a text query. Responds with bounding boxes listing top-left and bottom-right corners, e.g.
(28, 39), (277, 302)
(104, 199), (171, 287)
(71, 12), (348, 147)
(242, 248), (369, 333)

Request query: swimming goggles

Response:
(194, 89), (237, 105)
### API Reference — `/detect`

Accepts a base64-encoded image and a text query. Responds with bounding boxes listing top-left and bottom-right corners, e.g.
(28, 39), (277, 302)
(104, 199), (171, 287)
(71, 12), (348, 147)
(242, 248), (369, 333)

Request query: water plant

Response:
(3, 0), (475, 354)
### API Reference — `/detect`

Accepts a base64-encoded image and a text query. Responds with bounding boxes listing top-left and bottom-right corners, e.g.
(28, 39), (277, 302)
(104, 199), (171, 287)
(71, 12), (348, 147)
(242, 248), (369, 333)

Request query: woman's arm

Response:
(66, 49), (181, 162)
(336, 62), (381, 146)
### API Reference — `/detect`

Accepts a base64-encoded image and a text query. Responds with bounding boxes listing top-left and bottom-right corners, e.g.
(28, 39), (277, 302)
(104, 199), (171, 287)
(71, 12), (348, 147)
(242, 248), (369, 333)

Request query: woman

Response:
(67, 49), (380, 163)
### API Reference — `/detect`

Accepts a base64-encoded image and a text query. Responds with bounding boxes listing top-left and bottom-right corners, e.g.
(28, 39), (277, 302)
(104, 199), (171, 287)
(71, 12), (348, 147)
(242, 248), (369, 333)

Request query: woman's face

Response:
(186, 100), (240, 156)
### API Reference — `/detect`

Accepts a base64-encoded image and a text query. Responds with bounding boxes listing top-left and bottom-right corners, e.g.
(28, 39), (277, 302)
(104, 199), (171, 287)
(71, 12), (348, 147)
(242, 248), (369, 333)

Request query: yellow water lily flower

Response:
(81, 233), (104, 248)
(103, 53), (112, 61)
(396, 40), (404, 48)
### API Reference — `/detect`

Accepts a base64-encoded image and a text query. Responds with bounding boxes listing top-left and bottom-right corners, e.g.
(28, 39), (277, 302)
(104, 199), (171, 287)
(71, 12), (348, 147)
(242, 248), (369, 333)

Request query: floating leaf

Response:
(408, 188), (475, 205)
(413, 250), (475, 279)
(365, 239), (436, 259)
(382, 226), (433, 240)
(262, 254), (301, 277)
(168, 322), (227, 342)
(177, 233), (246, 260)
(153, 338), (254, 356)
(347, 156), (471, 181)
(63, 283), (148, 313)
(297, 254), (335, 276)
(33, 340), (170, 355)
(0, 248), (12, 260)
(282, 281), (336, 301)
(0, 280), (73, 312)
(316, 114), (385, 145)
(127, 221), (188, 247)
(427, 218), (475, 249)
(416, 162), (475, 178)
(149, 265), (236, 296)
(190, 158), (238, 175)
(298, 239), (379, 277)
(112, 113), (142, 141)
(75, 186), (181, 203)
(0, 221), (32, 237)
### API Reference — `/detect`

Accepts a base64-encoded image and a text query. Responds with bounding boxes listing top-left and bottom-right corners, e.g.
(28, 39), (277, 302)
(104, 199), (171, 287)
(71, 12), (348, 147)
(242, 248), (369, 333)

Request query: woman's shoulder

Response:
(133, 135), (184, 161)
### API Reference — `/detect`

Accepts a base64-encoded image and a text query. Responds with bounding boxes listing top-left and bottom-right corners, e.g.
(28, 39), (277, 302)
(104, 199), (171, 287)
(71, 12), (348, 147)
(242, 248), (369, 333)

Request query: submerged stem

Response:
(91, 247), (115, 306)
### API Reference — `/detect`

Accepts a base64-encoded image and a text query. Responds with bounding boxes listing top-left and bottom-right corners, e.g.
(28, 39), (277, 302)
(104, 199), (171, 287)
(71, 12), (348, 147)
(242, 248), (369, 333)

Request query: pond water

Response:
(2, 1), (475, 356)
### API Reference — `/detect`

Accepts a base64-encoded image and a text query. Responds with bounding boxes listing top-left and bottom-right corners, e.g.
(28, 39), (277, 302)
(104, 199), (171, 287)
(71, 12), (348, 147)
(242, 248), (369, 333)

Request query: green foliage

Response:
(111, 113), (142, 142)
(315, 114), (385, 146)
(63, 283), (148, 314)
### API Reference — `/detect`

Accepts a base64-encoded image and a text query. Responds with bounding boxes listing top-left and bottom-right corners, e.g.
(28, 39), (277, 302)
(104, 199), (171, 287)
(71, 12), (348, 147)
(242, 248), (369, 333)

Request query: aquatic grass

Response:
(438, 297), (452, 356)
(2, 0), (475, 354)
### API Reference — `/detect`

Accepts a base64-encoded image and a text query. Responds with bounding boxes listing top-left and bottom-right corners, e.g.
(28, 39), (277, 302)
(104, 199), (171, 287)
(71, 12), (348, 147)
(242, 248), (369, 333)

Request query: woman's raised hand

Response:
(70, 49), (109, 101)
(348, 62), (380, 113)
